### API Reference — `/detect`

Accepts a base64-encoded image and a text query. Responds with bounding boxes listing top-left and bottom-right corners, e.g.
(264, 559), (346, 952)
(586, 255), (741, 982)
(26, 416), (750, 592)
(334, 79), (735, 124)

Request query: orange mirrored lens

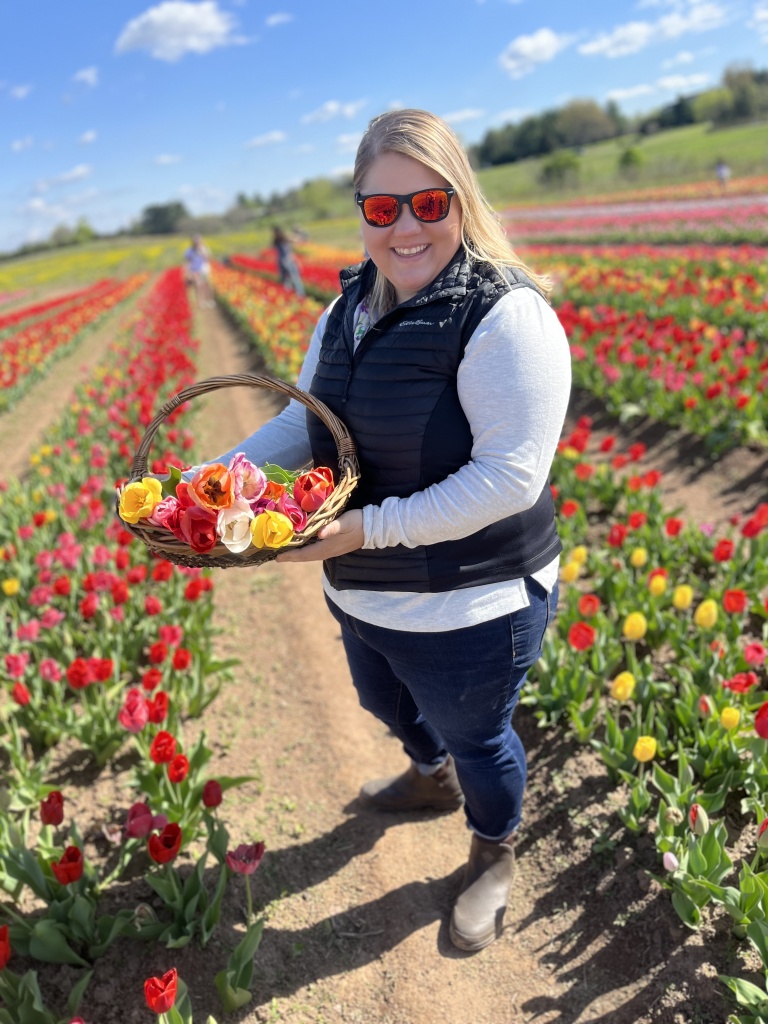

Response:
(411, 189), (449, 221)
(362, 195), (399, 226)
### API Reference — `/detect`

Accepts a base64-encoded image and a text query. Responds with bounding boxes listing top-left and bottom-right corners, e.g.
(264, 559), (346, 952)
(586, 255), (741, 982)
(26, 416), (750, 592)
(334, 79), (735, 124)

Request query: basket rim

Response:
(117, 373), (360, 568)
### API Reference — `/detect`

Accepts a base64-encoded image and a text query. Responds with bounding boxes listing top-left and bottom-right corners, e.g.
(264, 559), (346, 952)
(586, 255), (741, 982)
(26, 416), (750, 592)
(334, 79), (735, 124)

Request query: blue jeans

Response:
(325, 577), (558, 840)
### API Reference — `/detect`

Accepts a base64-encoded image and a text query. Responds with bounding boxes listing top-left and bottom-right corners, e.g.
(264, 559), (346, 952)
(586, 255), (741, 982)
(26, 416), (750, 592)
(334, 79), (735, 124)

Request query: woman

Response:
(273, 226), (305, 296)
(211, 109), (571, 951)
(183, 234), (214, 308)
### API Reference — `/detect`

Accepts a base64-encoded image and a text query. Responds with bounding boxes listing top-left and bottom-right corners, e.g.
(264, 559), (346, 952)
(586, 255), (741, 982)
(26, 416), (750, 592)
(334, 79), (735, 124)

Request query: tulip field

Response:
(0, 185), (767, 1023)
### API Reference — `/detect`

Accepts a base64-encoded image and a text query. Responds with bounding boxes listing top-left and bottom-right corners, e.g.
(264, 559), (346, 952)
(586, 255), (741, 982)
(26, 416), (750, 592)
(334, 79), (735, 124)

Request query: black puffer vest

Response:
(307, 248), (562, 592)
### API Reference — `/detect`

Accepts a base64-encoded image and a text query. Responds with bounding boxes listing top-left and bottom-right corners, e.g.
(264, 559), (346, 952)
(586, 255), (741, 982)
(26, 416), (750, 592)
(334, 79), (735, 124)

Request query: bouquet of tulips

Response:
(117, 452), (336, 557)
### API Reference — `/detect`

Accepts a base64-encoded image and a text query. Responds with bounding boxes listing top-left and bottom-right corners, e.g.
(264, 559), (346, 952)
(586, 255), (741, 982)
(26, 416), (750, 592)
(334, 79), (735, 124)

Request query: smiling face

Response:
(358, 151), (462, 305)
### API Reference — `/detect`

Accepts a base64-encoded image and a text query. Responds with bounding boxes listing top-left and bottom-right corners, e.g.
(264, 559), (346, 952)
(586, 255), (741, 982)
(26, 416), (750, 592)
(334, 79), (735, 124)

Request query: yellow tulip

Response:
(118, 478), (163, 524)
(720, 707), (740, 730)
(630, 547), (648, 568)
(622, 612), (648, 641)
(43, 509), (57, 524)
(40, 444), (52, 456)
(693, 599), (718, 630)
(648, 575), (667, 597)
(633, 736), (657, 762)
(610, 671), (636, 701)
(560, 561), (581, 583)
(673, 584), (694, 610)
(571, 545), (588, 565)
(250, 510), (294, 549)
(1, 578), (20, 596)
(562, 446), (580, 460)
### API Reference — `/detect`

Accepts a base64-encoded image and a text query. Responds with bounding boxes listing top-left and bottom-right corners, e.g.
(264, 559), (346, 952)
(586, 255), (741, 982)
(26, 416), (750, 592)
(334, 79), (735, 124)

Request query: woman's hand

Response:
(275, 509), (364, 563)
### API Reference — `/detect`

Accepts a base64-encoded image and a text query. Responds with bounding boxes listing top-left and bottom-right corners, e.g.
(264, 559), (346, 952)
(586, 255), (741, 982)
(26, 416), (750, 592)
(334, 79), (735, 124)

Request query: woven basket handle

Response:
(129, 373), (358, 479)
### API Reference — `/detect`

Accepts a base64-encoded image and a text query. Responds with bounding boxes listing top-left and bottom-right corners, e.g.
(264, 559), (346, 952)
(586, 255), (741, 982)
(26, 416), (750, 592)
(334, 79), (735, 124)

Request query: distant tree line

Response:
(469, 65), (768, 168)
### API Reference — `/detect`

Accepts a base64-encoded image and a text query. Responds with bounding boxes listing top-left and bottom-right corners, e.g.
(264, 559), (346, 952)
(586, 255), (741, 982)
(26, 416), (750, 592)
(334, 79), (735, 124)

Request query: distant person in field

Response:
(183, 234), (214, 308)
(715, 159), (731, 190)
(272, 226), (305, 296)
(197, 109), (571, 952)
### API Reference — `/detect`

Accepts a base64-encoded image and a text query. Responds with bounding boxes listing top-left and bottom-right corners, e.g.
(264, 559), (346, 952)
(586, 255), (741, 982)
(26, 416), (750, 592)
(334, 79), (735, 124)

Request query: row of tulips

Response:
(210, 262), (323, 381)
(0, 269), (268, 1020)
(501, 174), (768, 210)
(0, 279), (132, 336)
(503, 196), (768, 245)
(0, 274), (148, 412)
(535, 418), (768, 1020)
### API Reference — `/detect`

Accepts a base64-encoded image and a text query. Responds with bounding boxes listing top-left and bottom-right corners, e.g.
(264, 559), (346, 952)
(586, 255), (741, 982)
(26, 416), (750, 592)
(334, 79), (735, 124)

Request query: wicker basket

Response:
(116, 373), (359, 569)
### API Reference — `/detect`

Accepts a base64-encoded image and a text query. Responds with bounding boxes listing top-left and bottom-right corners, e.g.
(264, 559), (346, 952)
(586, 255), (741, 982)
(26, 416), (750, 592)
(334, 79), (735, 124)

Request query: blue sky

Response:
(2, 0), (766, 251)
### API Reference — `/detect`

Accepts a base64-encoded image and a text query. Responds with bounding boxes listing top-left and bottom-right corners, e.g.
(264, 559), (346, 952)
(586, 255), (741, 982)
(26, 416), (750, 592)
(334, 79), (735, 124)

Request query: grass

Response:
(477, 120), (768, 206)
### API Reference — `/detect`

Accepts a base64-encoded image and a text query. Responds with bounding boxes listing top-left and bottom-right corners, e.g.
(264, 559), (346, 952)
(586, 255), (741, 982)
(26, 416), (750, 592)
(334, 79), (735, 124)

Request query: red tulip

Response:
(712, 539), (734, 562)
(225, 841), (265, 875)
(0, 924), (10, 970)
(148, 823), (182, 864)
(52, 846), (83, 884)
(293, 466), (335, 512)
(150, 730), (177, 764)
(722, 589), (748, 614)
(172, 647), (191, 671)
(567, 621), (596, 652)
(125, 802), (154, 839)
(12, 681), (30, 706)
(117, 688), (149, 733)
(148, 641), (168, 665)
(202, 780), (223, 808)
(168, 754), (189, 784)
(577, 594), (600, 619)
(40, 791), (64, 826)
(755, 702), (768, 740)
(146, 691), (169, 724)
(144, 967), (178, 1014)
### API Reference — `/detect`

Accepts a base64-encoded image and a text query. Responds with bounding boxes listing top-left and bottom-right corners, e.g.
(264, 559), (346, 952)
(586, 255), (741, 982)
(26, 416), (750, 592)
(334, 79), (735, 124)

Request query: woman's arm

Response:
(363, 288), (571, 549)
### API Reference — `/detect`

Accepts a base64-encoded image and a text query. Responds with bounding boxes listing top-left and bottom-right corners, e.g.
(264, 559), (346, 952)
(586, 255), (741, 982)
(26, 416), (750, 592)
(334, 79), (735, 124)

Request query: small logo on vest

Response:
(397, 319), (432, 327)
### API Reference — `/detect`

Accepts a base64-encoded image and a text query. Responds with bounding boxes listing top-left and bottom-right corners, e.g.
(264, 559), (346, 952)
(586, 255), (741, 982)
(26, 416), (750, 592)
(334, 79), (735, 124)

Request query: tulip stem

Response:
(245, 874), (253, 927)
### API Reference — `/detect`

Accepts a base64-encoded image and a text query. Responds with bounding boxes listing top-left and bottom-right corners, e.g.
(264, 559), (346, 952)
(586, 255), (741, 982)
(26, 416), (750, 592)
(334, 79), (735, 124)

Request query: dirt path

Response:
(4, 299), (765, 1023)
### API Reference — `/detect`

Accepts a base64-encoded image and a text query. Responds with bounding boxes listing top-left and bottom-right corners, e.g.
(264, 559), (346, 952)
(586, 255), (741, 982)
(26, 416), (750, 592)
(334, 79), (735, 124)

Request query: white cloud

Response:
(115, 1), (246, 62)
(580, 2), (728, 59)
(658, 2), (727, 37)
(336, 132), (362, 153)
(154, 153), (182, 164)
(245, 130), (286, 147)
(750, 0), (768, 40)
(662, 49), (694, 67)
(606, 83), (657, 101)
(498, 28), (575, 79)
(10, 84), (32, 100)
(11, 137), (33, 153)
(301, 99), (367, 123)
(580, 22), (655, 57)
(265, 12), (293, 26)
(58, 164), (93, 183)
(329, 165), (354, 180)
(79, 129), (97, 144)
(442, 107), (486, 124)
(73, 66), (99, 87)
(657, 71), (711, 90)
(606, 70), (711, 102)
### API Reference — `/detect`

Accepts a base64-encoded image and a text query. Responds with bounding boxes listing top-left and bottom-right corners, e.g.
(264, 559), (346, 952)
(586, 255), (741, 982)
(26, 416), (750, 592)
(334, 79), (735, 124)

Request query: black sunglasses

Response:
(355, 188), (456, 227)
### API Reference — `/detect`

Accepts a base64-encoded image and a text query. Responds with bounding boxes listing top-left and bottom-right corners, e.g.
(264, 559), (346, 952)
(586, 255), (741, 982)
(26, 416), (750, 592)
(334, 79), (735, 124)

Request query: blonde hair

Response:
(353, 108), (550, 314)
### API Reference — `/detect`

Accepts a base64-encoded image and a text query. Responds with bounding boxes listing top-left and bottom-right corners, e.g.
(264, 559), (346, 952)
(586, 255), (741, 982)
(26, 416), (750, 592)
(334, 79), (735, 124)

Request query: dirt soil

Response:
(4, 294), (768, 1024)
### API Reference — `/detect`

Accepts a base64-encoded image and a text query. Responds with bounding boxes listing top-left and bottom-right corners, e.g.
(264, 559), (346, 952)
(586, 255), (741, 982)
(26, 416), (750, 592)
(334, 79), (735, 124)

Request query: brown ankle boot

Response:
(358, 756), (464, 812)
(449, 832), (516, 951)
